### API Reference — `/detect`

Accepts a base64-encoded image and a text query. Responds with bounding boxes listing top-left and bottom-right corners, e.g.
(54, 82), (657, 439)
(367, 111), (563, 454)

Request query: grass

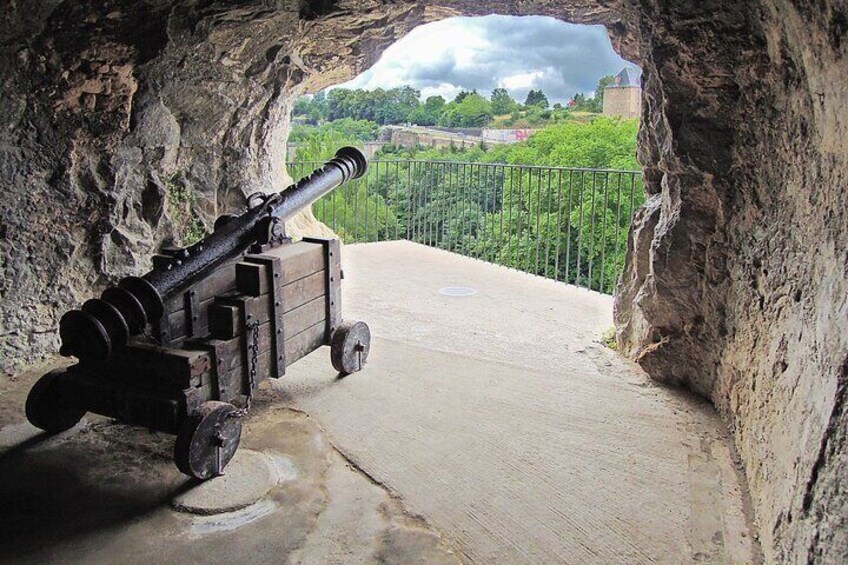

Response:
(164, 175), (207, 246)
(600, 327), (618, 351)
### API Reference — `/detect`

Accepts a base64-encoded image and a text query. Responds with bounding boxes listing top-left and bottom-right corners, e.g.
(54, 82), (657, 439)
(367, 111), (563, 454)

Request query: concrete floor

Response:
(0, 241), (759, 564)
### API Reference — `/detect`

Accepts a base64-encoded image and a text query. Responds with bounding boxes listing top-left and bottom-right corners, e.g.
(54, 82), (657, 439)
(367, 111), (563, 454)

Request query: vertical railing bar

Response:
(457, 162), (463, 254)
(365, 162), (371, 243)
(443, 162), (448, 251)
(394, 161), (399, 240)
(430, 162), (434, 247)
(374, 161), (379, 242)
(525, 167), (532, 273)
(353, 167), (360, 243)
(373, 161), (378, 242)
(535, 168), (542, 275)
(446, 163), (452, 252)
(376, 160), (381, 242)
(517, 167), (524, 272)
(575, 171), (584, 289)
(470, 162), (475, 256)
(473, 164), (486, 259)
(544, 169), (553, 279)
(482, 164), (490, 262)
(588, 171), (597, 291)
(428, 161), (434, 247)
(440, 162), (446, 249)
(564, 170), (573, 284)
(453, 162), (459, 252)
(379, 160), (384, 242)
(433, 161), (439, 248)
(420, 160), (426, 245)
(554, 169), (563, 282)
(459, 162), (464, 254)
(419, 161), (425, 244)
(331, 165), (337, 232)
(489, 164), (495, 262)
(435, 162), (440, 249)
(629, 173), (637, 224)
(600, 172), (610, 293)
(613, 171), (623, 292)
(499, 166), (505, 267)
(467, 163), (482, 258)
(407, 161), (413, 241)
(507, 167), (514, 269)
(412, 161), (418, 243)
(458, 163), (464, 254)
(430, 161), (436, 247)
(321, 166), (326, 226)
(376, 161), (381, 241)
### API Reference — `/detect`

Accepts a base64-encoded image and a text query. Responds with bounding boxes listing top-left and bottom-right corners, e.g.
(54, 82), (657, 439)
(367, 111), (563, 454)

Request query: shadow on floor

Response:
(0, 425), (189, 561)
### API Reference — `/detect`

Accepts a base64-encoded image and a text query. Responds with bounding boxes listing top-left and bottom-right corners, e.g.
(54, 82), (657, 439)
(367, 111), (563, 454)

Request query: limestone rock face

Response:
(613, 2), (848, 561)
(0, 0), (845, 561)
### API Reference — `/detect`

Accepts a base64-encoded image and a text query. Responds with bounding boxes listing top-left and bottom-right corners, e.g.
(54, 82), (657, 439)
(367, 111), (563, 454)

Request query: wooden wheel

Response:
(25, 369), (86, 434)
(174, 401), (242, 480)
(330, 320), (371, 376)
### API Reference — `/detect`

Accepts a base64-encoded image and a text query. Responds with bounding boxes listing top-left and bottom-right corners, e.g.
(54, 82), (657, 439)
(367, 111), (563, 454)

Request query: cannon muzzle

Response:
(59, 146), (367, 363)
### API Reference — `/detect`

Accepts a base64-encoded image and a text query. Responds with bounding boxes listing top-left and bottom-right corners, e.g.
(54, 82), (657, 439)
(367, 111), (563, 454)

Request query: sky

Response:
(337, 15), (637, 105)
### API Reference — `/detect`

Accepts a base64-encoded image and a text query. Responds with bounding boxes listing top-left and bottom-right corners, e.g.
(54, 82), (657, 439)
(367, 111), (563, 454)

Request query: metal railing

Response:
(287, 160), (644, 294)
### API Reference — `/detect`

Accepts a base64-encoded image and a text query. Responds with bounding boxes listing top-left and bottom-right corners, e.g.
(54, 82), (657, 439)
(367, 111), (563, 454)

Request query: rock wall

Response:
(614, 1), (848, 561)
(0, 0), (845, 561)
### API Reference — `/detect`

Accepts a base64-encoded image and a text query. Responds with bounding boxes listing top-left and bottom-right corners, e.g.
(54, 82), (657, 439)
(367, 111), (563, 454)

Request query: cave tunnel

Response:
(0, 1), (845, 563)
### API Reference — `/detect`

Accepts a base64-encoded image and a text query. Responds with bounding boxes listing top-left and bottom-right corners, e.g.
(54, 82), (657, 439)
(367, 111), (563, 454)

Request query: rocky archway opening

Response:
(1, 2), (845, 562)
(288, 14), (643, 295)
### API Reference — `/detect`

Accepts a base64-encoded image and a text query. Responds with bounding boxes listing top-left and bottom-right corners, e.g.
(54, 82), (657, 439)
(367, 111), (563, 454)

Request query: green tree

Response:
(592, 75), (616, 112)
(437, 102), (460, 127)
(323, 86), (421, 125)
(452, 93), (493, 127)
(454, 89), (477, 103)
(293, 96), (312, 116)
(407, 95), (446, 125)
(289, 118), (380, 143)
(524, 89), (549, 108)
(306, 91), (328, 122)
(490, 88), (517, 115)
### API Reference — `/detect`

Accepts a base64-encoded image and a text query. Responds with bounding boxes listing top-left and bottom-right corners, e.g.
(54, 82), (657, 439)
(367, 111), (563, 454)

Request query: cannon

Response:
(25, 147), (372, 479)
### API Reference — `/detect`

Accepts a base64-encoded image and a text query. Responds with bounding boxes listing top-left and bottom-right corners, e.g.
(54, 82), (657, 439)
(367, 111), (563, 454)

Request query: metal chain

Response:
(249, 320), (259, 393)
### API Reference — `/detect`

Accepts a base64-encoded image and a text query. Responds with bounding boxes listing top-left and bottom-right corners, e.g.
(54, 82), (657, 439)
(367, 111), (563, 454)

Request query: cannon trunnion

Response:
(25, 149), (371, 479)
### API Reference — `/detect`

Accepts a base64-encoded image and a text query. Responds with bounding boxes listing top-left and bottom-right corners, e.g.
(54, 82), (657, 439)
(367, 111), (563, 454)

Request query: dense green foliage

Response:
(406, 96), (446, 126)
(437, 92), (494, 127)
(490, 87), (518, 115)
(290, 117), (643, 293)
(324, 86), (420, 125)
(292, 76), (619, 129)
(289, 118), (379, 143)
(524, 89), (550, 108)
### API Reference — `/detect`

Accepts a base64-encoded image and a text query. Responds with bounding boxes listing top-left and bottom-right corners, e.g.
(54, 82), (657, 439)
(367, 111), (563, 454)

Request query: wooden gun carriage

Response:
(25, 148), (371, 479)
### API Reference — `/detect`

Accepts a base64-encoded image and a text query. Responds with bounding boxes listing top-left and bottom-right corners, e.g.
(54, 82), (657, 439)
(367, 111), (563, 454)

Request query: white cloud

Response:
(419, 82), (464, 101)
(500, 71), (545, 91)
(336, 15), (637, 104)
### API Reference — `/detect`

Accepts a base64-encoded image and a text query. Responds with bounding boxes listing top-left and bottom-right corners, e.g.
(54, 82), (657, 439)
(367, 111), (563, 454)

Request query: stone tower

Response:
(603, 67), (641, 119)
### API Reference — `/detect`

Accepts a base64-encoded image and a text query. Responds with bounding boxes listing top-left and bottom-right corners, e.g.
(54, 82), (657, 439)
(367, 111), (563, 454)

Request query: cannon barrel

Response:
(59, 146), (368, 364)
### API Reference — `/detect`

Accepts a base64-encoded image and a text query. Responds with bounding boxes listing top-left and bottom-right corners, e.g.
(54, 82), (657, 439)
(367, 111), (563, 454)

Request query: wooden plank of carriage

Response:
(206, 296), (327, 378)
(217, 321), (327, 393)
(169, 256), (326, 342)
(81, 343), (211, 391)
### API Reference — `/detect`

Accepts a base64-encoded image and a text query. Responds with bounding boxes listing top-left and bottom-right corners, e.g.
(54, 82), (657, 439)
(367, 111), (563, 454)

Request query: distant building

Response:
(603, 67), (642, 119)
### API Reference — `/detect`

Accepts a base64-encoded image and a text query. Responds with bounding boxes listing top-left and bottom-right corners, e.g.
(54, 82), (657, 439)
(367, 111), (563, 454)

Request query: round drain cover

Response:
(439, 286), (477, 297)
